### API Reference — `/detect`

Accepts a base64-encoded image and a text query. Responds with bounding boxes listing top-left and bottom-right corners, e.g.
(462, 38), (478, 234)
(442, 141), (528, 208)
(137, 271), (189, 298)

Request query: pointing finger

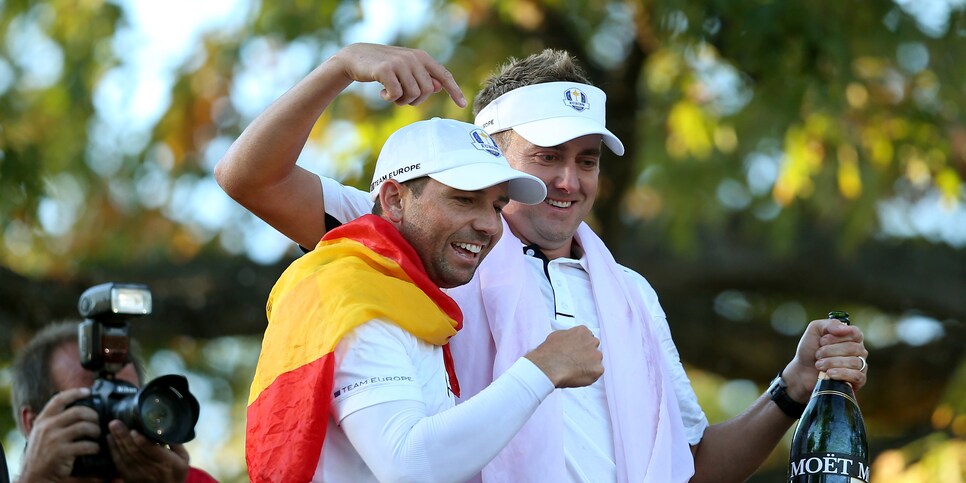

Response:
(425, 62), (466, 108)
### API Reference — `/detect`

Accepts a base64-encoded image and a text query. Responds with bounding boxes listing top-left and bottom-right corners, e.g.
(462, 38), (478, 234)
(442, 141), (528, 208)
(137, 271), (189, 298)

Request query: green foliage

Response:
(3, 0), (965, 273)
(1, 0), (964, 480)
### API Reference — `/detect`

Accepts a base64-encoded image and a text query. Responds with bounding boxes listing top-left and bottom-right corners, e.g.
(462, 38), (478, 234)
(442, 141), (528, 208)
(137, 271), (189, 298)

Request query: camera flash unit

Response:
(78, 283), (152, 320)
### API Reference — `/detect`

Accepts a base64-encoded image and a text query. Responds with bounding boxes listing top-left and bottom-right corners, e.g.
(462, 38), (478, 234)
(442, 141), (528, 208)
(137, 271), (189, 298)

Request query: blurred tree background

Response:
(2, 0), (965, 481)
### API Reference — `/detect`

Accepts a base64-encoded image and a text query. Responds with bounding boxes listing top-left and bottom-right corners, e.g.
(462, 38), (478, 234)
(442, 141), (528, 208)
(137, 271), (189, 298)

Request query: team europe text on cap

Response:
(369, 118), (547, 204)
(474, 81), (625, 156)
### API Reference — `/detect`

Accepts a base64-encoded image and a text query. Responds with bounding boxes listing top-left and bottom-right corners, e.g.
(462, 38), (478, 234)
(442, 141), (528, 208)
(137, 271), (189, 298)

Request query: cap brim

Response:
(511, 117), (625, 156)
(429, 163), (547, 205)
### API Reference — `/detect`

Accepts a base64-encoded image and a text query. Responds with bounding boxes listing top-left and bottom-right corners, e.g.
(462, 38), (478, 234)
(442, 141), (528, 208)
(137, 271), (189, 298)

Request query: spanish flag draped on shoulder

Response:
(246, 214), (463, 483)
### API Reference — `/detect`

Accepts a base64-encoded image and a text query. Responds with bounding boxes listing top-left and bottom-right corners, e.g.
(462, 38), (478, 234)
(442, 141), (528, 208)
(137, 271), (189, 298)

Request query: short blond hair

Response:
(472, 49), (593, 117)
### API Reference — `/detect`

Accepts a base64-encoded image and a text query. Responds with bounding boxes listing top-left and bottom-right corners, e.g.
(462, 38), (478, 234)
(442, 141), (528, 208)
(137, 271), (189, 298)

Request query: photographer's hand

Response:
(19, 388), (100, 482)
(107, 421), (189, 483)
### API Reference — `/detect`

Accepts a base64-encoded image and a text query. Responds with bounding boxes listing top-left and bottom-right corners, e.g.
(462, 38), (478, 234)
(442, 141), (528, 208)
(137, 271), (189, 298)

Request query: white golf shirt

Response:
(319, 176), (709, 481)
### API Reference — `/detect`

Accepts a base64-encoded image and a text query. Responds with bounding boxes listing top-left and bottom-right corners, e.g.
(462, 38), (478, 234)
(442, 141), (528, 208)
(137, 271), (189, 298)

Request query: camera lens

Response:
(138, 375), (199, 444)
(114, 374), (199, 445)
(139, 384), (191, 441)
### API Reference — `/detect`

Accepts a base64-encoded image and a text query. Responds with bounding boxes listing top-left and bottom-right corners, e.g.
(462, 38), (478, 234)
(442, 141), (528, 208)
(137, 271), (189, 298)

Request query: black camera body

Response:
(69, 283), (200, 478)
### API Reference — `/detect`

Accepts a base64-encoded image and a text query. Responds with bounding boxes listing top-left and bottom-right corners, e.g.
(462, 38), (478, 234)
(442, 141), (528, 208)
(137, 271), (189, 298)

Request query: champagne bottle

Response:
(788, 311), (870, 482)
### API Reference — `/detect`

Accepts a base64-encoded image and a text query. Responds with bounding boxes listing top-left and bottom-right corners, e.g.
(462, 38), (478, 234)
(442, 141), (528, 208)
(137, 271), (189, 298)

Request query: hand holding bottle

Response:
(788, 312), (871, 482)
(782, 316), (869, 402)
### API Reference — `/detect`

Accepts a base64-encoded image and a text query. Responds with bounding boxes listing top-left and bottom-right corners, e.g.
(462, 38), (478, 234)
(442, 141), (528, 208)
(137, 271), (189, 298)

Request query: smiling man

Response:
(218, 43), (869, 483)
(229, 45), (606, 483)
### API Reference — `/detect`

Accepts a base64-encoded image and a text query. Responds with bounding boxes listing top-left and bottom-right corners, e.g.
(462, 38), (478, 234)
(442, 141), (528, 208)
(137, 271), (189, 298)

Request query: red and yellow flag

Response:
(246, 214), (462, 483)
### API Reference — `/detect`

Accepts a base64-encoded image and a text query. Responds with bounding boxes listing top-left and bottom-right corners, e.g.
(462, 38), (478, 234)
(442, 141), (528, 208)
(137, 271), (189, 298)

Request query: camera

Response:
(69, 282), (200, 478)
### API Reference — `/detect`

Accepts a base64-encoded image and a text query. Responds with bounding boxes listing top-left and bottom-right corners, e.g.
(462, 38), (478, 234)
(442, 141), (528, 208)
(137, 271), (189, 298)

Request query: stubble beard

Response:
(399, 219), (476, 289)
(513, 205), (580, 249)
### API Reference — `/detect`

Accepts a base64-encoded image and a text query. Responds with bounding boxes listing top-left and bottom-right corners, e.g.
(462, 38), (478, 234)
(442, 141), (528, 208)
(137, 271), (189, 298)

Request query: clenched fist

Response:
(525, 326), (604, 388)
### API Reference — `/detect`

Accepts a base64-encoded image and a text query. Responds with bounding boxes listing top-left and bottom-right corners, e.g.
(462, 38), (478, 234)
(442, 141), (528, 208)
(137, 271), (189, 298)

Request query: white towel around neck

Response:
(447, 219), (695, 482)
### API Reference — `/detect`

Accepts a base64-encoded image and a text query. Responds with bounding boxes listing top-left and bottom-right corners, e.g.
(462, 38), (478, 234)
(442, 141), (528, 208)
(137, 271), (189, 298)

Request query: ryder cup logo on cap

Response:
(470, 129), (502, 157)
(369, 118), (546, 204)
(474, 81), (625, 156)
(563, 88), (589, 112)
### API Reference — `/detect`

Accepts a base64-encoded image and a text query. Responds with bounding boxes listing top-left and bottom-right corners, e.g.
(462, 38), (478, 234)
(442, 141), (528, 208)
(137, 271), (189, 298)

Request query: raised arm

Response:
(214, 43), (466, 248)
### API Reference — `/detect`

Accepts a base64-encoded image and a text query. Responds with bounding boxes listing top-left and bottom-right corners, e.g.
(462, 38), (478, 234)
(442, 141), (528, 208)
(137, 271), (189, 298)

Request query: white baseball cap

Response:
(369, 118), (547, 204)
(474, 81), (625, 156)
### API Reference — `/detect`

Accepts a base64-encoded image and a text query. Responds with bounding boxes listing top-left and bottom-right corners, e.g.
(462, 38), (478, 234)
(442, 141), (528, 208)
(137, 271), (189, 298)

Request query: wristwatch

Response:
(768, 371), (807, 419)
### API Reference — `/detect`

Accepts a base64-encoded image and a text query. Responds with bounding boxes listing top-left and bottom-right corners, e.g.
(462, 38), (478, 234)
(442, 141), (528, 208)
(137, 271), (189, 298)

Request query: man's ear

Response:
(378, 180), (406, 223)
(20, 406), (37, 437)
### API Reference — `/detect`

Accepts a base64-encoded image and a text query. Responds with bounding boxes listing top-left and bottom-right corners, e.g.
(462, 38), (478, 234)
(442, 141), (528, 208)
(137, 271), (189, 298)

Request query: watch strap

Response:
(768, 371), (807, 419)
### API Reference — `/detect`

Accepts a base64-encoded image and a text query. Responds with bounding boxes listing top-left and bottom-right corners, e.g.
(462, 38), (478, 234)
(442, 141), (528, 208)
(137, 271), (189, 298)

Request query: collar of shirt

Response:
(520, 242), (596, 326)
(521, 242), (589, 274)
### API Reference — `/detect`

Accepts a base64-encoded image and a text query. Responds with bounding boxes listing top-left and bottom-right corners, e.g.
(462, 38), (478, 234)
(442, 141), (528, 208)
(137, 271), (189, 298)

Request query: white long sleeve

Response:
(340, 357), (553, 483)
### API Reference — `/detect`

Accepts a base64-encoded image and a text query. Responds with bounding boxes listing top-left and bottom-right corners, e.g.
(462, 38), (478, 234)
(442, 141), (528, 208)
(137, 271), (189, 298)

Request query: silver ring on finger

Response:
(857, 355), (868, 373)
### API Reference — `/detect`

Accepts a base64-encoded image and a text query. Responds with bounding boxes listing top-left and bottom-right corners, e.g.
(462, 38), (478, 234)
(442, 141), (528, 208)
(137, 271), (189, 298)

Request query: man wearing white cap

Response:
(464, 51), (868, 483)
(218, 43), (869, 482)
(229, 47), (605, 483)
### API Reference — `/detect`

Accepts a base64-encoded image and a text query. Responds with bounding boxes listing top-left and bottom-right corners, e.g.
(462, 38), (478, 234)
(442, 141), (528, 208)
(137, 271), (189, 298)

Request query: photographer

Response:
(10, 322), (216, 483)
